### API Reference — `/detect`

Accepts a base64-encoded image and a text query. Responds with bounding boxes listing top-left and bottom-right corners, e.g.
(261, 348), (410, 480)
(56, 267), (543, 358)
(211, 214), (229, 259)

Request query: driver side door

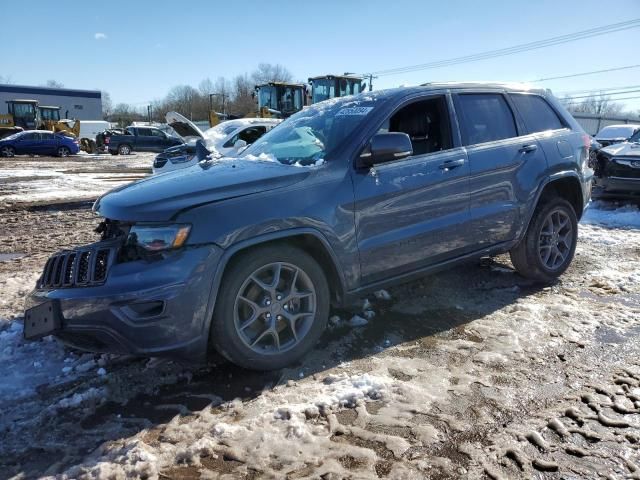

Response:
(15, 132), (42, 155)
(351, 94), (472, 284)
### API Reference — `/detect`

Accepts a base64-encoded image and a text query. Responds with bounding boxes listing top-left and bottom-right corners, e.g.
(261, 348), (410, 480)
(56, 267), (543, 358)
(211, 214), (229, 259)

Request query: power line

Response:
(530, 64), (640, 82)
(558, 84), (640, 95)
(367, 19), (640, 77)
(563, 88), (640, 101)
(562, 95), (640, 105)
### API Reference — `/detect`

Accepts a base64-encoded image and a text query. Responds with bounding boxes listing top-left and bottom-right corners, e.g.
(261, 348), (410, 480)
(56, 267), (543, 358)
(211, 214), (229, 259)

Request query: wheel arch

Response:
(521, 173), (585, 242)
(201, 228), (347, 358)
(217, 229), (346, 306)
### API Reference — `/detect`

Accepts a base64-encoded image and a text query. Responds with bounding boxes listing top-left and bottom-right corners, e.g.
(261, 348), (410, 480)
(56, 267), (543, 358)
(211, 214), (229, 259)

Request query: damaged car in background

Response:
(23, 83), (592, 371)
(594, 128), (640, 196)
(594, 124), (640, 148)
(152, 113), (281, 173)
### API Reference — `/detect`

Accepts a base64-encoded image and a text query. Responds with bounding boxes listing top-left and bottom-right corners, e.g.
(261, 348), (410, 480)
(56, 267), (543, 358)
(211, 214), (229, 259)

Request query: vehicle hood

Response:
(94, 158), (311, 222)
(166, 111), (205, 141)
(600, 142), (640, 158)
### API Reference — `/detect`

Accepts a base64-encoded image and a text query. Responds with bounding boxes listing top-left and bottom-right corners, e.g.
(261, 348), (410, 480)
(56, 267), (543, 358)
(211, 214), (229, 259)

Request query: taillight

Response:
(104, 137), (110, 144)
(582, 134), (591, 149)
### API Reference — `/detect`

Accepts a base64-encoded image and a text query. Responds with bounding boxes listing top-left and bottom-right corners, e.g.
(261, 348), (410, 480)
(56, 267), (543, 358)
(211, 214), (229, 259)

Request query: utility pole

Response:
(147, 104), (152, 123)
(366, 74), (377, 92)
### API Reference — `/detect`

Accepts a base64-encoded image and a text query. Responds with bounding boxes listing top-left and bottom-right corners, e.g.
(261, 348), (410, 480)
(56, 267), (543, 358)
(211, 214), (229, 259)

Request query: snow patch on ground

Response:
(582, 201), (640, 229)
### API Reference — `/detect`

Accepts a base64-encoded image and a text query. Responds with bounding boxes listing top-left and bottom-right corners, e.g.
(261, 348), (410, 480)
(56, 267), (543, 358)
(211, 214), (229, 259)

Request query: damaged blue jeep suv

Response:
(25, 83), (592, 370)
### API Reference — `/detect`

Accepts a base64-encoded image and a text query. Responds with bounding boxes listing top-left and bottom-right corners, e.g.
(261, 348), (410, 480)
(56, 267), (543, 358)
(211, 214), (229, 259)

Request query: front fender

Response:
(198, 227), (350, 355)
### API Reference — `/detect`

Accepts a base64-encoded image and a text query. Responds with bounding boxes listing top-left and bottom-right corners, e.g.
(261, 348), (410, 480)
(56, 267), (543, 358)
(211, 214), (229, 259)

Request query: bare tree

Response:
(109, 103), (145, 127)
(230, 74), (256, 116)
(44, 80), (65, 88)
(198, 78), (215, 97)
(166, 85), (201, 119)
(564, 93), (624, 116)
(115, 63), (294, 123)
(251, 63), (293, 84)
(101, 91), (113, 119)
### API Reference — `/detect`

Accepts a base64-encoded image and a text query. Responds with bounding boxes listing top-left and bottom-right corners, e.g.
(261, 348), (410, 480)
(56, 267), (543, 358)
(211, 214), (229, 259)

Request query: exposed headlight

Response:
(128, 224), (191, 251)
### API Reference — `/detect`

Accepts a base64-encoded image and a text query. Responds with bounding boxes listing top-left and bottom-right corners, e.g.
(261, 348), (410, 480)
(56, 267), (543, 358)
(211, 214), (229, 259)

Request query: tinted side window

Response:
(40, 132), (55, 140)
(455, 94), (517, 145)
(510, 94), (564, 133)
(150, 129), (165, 138)
(137, 128), (153, 136)
(375, 95), (453, 157)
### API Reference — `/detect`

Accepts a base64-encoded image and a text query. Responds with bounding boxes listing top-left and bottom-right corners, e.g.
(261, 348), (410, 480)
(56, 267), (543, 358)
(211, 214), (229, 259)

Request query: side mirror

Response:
(357, 132), (412, 168)
(234, 139), (247, 149)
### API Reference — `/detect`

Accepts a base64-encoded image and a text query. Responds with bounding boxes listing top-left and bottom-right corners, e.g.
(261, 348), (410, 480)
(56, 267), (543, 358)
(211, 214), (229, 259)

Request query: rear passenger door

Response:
(352, 94), (472, 284)
(509, 93), (571, 177)
(452, 92), (546, 247)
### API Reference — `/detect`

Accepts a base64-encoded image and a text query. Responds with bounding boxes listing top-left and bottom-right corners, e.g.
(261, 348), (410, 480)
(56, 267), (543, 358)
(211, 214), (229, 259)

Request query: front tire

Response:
(118, 144), (132, 155)
(0, 145), (15, 157)
(510, 197), (578, 283)
(210, 245), (330, 370)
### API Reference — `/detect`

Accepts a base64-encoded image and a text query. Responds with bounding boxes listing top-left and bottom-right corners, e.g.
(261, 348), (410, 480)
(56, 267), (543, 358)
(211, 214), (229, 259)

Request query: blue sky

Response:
(3, 0), (640, 111)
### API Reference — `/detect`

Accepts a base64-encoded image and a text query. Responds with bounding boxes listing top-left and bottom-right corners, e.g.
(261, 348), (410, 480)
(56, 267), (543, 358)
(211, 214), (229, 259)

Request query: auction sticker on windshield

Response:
(336, 107), (374, 116)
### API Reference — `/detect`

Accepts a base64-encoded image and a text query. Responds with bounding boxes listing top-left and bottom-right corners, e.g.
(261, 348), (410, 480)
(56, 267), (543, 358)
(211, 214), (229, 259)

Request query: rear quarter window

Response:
(454, 94), (517, 145)
(510, 94), (565, 133)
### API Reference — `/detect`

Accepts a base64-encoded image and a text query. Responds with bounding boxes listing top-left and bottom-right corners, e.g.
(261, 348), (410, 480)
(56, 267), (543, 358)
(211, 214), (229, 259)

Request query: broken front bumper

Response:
(25, 245), (223, 362)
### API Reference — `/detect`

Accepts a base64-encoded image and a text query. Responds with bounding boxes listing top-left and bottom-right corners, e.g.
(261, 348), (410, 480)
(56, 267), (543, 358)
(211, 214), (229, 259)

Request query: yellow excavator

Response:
(38, 105), (80, 138)
(0, 100), (79, 140)
(308, 75), (366, 104)
(253, 82), (307, 118)
(0, 99), (38, 139)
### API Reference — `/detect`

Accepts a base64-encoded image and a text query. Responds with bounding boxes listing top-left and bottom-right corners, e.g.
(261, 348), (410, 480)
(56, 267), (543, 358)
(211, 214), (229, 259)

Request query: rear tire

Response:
(510, 197), (578, 283)
(0, 146), (15, 157)
(57, 146), (70, 157)
(210, 245), (330, 371)
(118, 144), (132, 155)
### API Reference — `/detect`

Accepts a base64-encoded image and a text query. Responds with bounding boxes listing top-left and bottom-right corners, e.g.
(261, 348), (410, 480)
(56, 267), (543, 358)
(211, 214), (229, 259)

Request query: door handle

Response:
(519, 144), (538, 153)
(439, 158), (465, 170)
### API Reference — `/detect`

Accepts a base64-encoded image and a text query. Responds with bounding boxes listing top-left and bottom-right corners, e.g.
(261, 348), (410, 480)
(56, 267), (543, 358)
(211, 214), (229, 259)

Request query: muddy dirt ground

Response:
(1, 155), (639, 479)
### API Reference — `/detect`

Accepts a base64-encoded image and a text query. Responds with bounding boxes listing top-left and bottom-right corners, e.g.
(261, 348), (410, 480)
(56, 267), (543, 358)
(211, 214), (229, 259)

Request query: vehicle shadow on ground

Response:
(9, 258), (548, 478)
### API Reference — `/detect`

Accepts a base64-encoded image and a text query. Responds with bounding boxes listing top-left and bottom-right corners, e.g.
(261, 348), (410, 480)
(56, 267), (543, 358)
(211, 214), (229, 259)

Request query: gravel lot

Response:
(1, 155), (639, 479)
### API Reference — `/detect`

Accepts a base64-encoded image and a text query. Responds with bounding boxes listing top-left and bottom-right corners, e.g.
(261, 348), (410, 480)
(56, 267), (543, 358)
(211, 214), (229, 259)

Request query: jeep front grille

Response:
(38, 245), (117, 289)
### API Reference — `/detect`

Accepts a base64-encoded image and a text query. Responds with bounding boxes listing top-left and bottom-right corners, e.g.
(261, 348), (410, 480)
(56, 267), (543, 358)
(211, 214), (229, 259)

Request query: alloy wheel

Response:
(233, 262), (316, 355)
(538, 209), (573, 270)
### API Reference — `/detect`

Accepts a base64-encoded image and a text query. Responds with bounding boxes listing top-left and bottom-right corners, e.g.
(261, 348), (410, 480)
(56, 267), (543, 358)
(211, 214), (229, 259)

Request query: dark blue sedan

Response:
(0, 130), (80, 157)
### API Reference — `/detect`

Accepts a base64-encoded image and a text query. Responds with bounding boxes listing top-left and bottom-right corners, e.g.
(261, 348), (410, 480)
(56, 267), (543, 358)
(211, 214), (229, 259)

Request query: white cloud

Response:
(94, 33), (107, 40)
